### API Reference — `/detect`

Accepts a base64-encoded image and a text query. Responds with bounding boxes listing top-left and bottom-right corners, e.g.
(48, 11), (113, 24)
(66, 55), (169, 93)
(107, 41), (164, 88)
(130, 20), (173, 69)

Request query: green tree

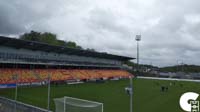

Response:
(40, 32), (57, 45)
(20, 30), (83, 49)
(20, 31), (41, 41)
(66, 41), (76, 48)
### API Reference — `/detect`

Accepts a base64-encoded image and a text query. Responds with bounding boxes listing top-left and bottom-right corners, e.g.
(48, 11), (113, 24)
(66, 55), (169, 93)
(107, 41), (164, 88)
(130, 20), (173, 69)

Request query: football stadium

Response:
(0, 36), (200, 112)
(0, 36), (134, 112)
(2, 1), (200, 112)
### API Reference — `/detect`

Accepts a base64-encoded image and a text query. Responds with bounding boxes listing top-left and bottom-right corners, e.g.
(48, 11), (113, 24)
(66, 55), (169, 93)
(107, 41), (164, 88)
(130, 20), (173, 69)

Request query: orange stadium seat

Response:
(0, 69), (132, 84)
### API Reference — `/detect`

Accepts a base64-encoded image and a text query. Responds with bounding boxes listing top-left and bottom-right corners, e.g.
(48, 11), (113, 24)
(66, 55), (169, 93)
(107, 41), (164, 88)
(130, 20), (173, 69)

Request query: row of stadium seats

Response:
(0, 69), (132, 84)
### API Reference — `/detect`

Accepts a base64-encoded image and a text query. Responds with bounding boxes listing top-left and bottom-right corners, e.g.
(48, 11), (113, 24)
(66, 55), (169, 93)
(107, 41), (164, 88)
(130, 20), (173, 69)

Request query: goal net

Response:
(54, 96), (103, 112)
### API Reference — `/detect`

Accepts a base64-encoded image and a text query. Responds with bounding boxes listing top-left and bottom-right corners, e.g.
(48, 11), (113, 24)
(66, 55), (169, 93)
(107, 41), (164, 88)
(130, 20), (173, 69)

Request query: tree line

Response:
(19, 30), (95, 51)
(160, 65), (200, 73)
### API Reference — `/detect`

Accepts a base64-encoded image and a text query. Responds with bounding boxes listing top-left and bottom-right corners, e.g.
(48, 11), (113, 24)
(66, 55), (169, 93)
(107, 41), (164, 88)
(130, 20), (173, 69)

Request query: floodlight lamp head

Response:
(135, 35), (141, 41)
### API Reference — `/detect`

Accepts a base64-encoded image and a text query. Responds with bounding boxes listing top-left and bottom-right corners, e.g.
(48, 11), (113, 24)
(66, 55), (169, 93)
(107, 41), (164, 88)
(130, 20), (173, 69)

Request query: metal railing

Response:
(0, 96), (52, 112)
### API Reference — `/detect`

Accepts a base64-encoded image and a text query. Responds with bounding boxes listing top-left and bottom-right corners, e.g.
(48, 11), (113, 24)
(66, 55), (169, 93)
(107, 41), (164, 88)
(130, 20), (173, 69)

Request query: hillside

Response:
(160, 65), (200, 73)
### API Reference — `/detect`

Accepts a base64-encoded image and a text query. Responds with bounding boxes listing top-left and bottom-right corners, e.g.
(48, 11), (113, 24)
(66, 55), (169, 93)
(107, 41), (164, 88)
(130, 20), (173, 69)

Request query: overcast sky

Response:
(0, 0), (200, 67)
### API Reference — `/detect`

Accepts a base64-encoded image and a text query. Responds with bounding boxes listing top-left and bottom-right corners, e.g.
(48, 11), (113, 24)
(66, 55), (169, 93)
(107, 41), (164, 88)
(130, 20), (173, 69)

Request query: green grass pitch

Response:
(0, 78), (200, 112)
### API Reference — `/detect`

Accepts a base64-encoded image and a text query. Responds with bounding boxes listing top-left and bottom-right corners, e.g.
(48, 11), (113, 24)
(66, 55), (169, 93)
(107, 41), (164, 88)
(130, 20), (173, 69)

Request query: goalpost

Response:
(54, 96), (103, 112)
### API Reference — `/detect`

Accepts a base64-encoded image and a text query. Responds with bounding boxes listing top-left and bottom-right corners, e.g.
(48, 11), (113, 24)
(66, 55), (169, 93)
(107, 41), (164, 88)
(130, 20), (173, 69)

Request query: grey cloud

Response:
(0, 1), (25, 34)
(0, 0), (64, 35)
(1, 0), (200, 66)
(86, 8), (132, 39)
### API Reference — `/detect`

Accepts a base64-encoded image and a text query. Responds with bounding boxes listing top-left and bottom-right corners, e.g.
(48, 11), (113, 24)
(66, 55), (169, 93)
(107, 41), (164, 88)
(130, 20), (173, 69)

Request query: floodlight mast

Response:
(129, 35), (141, 112)
(14, 57), (18, 112)
(130, 76), (133, 112)
(47, 65), (51, 112)
(135, 35), (141, 74)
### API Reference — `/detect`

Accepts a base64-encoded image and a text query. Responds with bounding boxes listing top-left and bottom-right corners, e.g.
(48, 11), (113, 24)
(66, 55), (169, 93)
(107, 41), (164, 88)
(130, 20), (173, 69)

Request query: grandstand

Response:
(0, 36), (134, 86)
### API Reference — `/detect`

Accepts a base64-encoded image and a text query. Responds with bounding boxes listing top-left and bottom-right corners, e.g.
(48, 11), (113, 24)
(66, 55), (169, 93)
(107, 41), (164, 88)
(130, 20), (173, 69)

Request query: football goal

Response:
(54, 96), (103, 112)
